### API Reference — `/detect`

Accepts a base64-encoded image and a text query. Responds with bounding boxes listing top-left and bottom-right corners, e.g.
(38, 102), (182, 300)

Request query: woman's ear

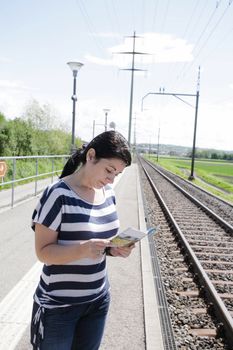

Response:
(86, 148), (96, 162)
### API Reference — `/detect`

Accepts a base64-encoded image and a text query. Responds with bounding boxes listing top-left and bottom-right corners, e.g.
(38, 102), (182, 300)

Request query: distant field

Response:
(146, 155), (233, 204)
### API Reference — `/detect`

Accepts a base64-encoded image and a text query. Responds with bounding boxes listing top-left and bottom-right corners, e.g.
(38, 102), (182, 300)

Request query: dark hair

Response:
(60, 130), (131, 178)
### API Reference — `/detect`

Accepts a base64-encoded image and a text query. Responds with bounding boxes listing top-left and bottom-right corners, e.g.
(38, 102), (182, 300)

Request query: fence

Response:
(0, 155), (69, 208)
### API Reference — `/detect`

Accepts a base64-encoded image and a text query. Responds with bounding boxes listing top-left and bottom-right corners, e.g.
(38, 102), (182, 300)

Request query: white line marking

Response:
(0, 262), (42, 350)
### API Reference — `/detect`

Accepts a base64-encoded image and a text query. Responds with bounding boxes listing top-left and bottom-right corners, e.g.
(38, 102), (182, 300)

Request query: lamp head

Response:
(67, 61), (84, 76)
(103, 108), (110, 114)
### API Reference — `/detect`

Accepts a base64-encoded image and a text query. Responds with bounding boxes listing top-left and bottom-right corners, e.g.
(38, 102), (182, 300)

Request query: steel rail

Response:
(143, 158), (233, 234)
(146, 158), (233, 208)
(140, 159), (233, 346)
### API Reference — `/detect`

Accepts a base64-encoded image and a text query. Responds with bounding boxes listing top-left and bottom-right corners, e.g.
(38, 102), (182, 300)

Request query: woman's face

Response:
(88, 156), (127, 189)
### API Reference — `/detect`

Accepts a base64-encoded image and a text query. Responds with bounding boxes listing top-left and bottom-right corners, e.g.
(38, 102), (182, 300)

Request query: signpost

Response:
(0, 161), (7, 178)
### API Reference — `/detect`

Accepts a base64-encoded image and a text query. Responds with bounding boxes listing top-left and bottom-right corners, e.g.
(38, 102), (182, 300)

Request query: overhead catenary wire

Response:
(160, 0), (171, 34)
(140, 0), (145, 36)
(195, 12), (233, 72)
(184, 0), (233, 75)
(75, 0), (106, 54)
(109, 0), (123, 42)
(103, 0), (122, 46)
(163, 0), (206, 93)
(171, 0), (232, 90)
(151, 0), (159, 32)
(169, 1), (221, 90)
(181, 0), (201, 40)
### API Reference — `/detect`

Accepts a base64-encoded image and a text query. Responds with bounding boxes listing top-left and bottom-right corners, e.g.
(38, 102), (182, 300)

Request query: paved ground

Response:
(0, 178), (53, 212)
(0, 164), (164, 350)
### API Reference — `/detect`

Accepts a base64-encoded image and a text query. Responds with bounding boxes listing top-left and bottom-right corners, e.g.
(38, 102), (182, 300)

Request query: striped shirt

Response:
(31, 179), (119, 308)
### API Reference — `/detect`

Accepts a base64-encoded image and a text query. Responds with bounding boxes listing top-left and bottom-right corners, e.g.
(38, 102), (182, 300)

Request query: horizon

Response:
(136, 142), (233, 154)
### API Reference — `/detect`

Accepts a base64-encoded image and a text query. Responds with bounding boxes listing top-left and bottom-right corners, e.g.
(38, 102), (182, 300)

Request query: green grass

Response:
(0, 157), (68, 190)
(145, 155), (233, 204)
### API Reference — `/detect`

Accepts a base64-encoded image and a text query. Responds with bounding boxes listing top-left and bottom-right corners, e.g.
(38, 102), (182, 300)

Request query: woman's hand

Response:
(108, 244), (135, 258)
(35, 224), (111, 263)
(80, 239), (110, 259)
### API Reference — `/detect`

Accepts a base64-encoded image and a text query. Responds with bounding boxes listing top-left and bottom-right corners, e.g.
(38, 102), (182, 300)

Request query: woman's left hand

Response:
(109, 244), (135, 258)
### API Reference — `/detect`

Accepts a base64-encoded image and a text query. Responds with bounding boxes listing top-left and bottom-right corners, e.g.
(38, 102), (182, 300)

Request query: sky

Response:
(0, 0), (233, 151)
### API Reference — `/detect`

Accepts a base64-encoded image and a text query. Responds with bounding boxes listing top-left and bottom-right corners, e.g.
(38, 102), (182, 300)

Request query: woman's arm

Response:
(35, 223), (110, 264)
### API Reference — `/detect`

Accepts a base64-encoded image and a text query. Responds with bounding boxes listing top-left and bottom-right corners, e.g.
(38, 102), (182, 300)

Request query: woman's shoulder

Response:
(47, 178), (69, 191)
(41, 179), (71, 200)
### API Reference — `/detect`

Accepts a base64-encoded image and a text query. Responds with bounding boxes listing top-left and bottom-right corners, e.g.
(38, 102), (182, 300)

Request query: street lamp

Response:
(67, 61), (84, 152)
(103, 109), (110, 132)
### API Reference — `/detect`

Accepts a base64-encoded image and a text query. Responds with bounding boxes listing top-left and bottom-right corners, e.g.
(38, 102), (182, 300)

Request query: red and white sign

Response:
(0, 161), (7, 177)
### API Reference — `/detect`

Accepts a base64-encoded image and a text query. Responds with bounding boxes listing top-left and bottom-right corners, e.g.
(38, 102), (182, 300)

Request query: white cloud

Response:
(0, 79), (31, 91)
(92, 32), (121, 39)
(0, 79), (35, 117)
(85, 54), (115, 66)
(0, 56), (12, 64)
(86, 32), (194, 67)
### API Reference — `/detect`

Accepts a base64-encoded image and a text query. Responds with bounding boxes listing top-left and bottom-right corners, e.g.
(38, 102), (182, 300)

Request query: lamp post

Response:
(103, 109), (110, 132)
(67, 61), (83, 153)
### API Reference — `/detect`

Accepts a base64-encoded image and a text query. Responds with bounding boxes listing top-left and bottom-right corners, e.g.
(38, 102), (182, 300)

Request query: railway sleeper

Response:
(189, 328), (217, 338)
(199, 259), (233, 266)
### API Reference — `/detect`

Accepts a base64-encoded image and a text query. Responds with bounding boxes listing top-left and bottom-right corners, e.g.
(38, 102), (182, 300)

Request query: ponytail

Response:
(60, 149), (85, 178)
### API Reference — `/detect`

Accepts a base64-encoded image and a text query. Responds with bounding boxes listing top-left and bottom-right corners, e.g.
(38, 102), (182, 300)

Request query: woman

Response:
(30, 130), (133, 350)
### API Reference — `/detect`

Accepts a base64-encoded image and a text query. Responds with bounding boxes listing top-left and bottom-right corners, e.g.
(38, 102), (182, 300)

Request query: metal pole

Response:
(71, 71), (77, 152)
(128, 31), (136, 146)
(103, 109), (110, 132)
(11, 158), (16, 208)
(105, 112), (107, 132)
(51, 158), (54, 183)
(92, 120), (95, 139)
(35, 158), (38, 196)
(189, 90), (200, 179)
(189, 66), (200, 180)
(157, 127), (160, 162)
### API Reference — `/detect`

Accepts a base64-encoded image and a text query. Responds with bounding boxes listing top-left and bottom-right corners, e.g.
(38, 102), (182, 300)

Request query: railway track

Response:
(138, 156), (233, 350)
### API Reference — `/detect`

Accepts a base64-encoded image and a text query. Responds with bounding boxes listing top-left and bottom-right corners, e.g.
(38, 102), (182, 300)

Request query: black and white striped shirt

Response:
(32, 179), (119, 308)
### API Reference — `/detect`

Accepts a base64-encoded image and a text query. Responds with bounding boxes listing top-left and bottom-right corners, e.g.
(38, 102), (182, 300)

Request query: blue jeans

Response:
(31, 292), (111, 350)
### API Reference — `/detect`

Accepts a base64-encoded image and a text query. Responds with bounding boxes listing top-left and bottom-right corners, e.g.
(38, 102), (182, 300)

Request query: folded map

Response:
(110, 226), (159, 247)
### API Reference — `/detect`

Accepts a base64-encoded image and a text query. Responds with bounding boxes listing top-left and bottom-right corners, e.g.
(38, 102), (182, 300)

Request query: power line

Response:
(103, 0), (122, 45)
(75, 0), (105, 54)
(188, 1), (233, 68)
(163, 0), (206, 92)
(151, 0), (159, 32)
(181, 0), (201, 40)
(171, 0), (232, 89)
(160, 0), (171, 33)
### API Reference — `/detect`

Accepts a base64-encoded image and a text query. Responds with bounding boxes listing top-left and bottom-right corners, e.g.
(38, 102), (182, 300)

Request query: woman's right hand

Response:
(80, 239), (110, 259)
(35, 223), (111, 264)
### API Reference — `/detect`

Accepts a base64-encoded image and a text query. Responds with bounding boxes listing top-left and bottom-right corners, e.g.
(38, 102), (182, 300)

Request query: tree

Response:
(0, 111), (6, 126)
(22, 99), (59, 130)
(0, 112), (10, 156)
(211, 152), (218, 159)
(7, 118), (33, 156)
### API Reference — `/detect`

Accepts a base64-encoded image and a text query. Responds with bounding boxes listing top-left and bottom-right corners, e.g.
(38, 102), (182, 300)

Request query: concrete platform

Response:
(0, 163), (164, 350)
